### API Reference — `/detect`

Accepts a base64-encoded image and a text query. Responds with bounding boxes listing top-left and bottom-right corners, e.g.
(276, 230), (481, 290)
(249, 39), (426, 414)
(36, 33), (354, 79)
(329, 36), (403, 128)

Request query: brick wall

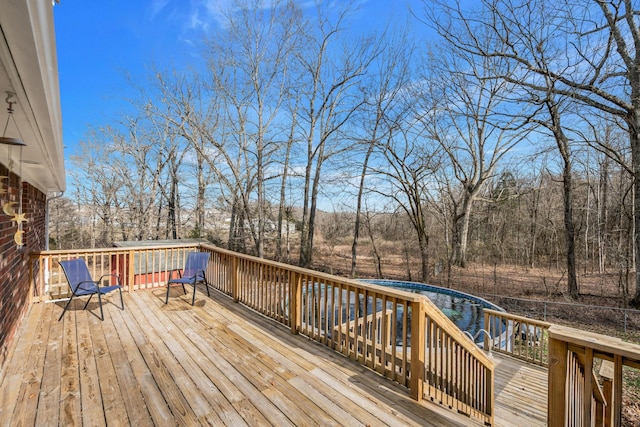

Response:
(0, 163), (46, 370)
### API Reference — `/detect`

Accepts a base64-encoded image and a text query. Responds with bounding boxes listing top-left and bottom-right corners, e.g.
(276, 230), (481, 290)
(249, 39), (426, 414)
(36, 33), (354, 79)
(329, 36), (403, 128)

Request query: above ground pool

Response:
(361, 279), (504, 343)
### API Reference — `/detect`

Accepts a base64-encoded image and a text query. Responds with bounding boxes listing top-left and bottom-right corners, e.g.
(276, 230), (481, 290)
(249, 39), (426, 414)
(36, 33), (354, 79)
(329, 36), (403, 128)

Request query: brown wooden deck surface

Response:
(493, 352), (547, 426)
(0, 287), (547, 426)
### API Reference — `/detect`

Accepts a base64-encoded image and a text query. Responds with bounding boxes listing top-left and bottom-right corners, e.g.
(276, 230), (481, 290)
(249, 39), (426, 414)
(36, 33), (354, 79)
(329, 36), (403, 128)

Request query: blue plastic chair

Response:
(58, 258), (124, 321)
(165, 252), (210, 305)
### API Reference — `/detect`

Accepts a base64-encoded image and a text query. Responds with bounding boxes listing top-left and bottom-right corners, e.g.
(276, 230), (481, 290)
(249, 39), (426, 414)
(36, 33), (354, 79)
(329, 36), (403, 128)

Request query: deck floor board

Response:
(0, 288), (547, 426)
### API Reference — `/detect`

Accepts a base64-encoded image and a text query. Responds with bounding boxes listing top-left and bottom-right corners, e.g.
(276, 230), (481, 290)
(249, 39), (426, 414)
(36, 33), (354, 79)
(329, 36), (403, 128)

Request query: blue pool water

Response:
(362, 279), (503, 343)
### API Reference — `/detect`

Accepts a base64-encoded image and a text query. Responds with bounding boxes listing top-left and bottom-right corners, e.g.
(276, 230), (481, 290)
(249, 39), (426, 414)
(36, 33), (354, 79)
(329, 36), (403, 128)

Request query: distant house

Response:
(0, 2), (65, 369)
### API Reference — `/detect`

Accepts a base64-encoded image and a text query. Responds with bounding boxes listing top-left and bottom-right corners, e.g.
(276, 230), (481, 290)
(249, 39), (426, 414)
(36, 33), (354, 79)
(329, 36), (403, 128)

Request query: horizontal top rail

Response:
(424, 297), (494, 366)
(30, 242), (202, 256)
(199, 243), (428, 303)
(484, 308), (552, 328)
(549, 324), (640, 367)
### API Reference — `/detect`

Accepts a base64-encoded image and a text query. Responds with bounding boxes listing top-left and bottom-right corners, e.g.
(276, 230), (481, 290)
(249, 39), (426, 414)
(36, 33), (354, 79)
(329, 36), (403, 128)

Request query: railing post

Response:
(232, 256), (240, 302)
(583, 348), (594, 426)
(409, 300), (425, 401)
(548, 333), (568, 426)
(127, 249), (135, 293)
(290, 271), (302, 335)
(483, 310), (490, 350)
(612, 354), (623, 427)
(599, 362), (613, 427)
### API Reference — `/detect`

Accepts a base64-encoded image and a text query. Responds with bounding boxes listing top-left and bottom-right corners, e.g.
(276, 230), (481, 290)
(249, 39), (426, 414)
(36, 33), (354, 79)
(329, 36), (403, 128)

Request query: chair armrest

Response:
(75, 280), (101, 293)
(97, 273), (122, 287)
(169, 269), (183, 280)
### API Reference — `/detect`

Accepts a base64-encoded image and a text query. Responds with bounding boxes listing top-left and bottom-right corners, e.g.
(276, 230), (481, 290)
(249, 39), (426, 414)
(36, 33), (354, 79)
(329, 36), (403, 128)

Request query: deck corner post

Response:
(547, 331), (568, 427)
(409, 300), (425, 401)
(290, 271), (302, 334)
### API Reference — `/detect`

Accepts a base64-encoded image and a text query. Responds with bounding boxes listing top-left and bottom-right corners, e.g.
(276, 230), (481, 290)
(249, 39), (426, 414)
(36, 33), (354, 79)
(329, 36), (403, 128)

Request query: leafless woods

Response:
(52, 0), (640, 305)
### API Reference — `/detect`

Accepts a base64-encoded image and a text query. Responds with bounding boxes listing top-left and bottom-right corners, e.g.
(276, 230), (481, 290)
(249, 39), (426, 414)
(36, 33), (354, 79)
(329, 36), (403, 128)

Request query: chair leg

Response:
(97, 291), (104, 321)
(58, 295), (75, 321)
(118, 287), (124, 310)
(83, 294), (93, 310)
(165, 283), (171, 304)
(205, 278), (210, 297)
(191, 281), (197, 305)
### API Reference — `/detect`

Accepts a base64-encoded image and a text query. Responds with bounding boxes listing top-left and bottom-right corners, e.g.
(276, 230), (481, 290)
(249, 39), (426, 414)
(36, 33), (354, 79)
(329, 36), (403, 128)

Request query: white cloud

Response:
(150, 0), (170, 20)
(185, 0), (318, 32)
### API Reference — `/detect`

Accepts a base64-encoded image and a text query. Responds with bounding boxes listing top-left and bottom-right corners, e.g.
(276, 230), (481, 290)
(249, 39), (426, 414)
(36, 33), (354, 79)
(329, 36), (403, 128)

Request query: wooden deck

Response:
(0, 286), (547, 426)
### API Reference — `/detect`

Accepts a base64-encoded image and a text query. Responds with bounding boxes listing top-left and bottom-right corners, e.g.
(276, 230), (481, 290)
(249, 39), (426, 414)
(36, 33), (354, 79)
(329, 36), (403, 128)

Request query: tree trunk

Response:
(196, 158), (206, 238)
(298, 137), (314, 267)
(529, 172), (543, 268)
(364, 212), (383, 278)
(167, 164), (178, 240)
(453, 195), (473, 268)
(418, 232), (430, 282)
(351, 144), (375, 277)
(276, 108), (296, 262)
(547, 99), (579, 299)
(630, 110), (640, 306)
(228, 195), (240, 252)
(563, 155), (579, 298)
(598, 157), (609, 274)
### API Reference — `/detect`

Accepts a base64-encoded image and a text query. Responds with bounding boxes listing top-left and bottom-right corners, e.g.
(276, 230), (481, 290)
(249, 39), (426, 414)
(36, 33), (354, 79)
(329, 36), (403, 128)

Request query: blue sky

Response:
(53, 1), (421, 158)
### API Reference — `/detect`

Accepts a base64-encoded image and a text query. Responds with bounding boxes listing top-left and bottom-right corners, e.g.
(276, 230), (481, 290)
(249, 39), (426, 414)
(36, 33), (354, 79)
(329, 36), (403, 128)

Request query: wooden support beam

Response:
(612, 354), (622, 427)
(548, 336), (568, 426)
(290, 271), (301, 335)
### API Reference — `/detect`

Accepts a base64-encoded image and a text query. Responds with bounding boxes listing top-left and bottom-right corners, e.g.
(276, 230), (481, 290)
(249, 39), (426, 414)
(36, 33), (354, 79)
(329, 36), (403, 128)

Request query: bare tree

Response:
(371, 125), (441, 282)
(110, 116), (169, 241)
(426, 0), (640, 304)
(536, 95), (579, 297)
(48, 197), (83, 249)
(416, 46), (530, 268)
(202, 0), (303, 256)
(146, 69), (217, 239)
(71, 132), (126, 246)
(350, 29), (414, 277)
(295, 1), (382, 267)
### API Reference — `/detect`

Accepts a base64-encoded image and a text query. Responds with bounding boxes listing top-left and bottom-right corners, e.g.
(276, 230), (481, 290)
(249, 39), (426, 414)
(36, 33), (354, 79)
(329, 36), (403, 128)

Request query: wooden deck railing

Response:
(548, 324), (640, 427)
(29, 243), (201, 301)
(198, 244), (494, 425)
(30, 243), (495, 425)
(484, 309), (551, 366)
(420, 297), (494, 422)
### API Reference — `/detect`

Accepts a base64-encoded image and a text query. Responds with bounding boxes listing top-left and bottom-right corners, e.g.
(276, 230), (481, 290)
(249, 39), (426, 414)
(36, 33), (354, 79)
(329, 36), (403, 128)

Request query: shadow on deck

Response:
(0, 286), (547, 426)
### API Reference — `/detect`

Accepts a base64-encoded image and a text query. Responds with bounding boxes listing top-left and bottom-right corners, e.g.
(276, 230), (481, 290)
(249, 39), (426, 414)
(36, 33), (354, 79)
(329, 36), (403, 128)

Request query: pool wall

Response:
(361, 279), (505, 344)
(360, 279), (504, 312)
